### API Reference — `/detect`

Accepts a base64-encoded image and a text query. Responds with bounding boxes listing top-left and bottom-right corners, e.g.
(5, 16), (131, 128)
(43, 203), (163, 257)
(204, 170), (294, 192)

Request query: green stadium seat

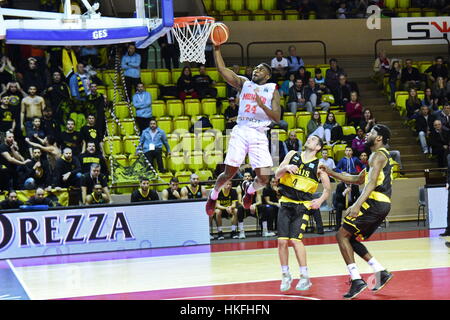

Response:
(269, 10), (284, 20)
(196, 169), (213, 183)
(181, 133), (196, 152)
(206, 68), (220, 82)
(271, 129), (287, 142)
(201, 131), (217, 151)
(175, 170), (193, 184)
(214, 83), (227, 98)
(335, 111), (346, 126)
(167, 133), (181, 152)
(418, 61), (433, 74)
(154, 172), (174, 192)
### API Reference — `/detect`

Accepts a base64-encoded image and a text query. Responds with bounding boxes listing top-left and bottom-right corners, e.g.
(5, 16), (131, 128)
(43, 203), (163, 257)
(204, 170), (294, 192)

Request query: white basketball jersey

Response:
(237, 81), (276, 128)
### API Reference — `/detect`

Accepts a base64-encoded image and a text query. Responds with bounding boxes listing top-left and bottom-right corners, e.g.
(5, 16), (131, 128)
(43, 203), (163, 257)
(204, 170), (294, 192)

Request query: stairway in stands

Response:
(336, 55), (437, 177)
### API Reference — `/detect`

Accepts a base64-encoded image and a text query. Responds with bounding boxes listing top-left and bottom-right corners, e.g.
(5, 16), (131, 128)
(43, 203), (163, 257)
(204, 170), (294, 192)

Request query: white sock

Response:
(368, 257), (385, 273)
(231, 225), (237, 232)
(300, 266), (309, 278)
(281, 265), (290, 274)
(238, 222), (244, 232)
(210, 188), (220, 200)
(217, 226), (222, 232)
(247, 183), (256, 194)
(347, 263), (362, 280)
(262, 221), (268, 232)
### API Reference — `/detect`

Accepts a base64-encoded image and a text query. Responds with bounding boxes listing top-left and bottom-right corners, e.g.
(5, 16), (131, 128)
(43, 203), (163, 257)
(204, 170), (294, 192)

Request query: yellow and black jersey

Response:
(217, 188), (238, 207)
(364, 147), (393, 203)
(90, 192), (107, 204)
(279, 152), (320, 204)
(186, 185), (203, 199)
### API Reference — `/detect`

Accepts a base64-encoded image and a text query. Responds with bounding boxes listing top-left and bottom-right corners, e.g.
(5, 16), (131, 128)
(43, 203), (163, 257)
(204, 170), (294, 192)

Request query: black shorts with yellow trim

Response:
(277, 201), (311, 241)
(216, 208), (236, 219)
(343, 197), (391, 240)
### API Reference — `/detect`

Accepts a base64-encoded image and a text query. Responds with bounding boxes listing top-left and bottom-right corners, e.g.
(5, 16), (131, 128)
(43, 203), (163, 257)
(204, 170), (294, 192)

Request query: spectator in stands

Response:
(0, 96), (15, 135)
(423, 87), (439, 113)
(137, 117), (170, 173)
(425, 56), (448, 84)
(359, 108), (376, 133)
(1, 82), (26, 140)
(80, 114), (103, 154)
(86, 183), (110, 204)
(121, 43), (141, 100)
(26, 187), (56, 207)
(388, 60), (402, 107)
(333, 181), (360, 230)
(44, 71), (71, 121)
(261, 176), (280, 236)
(335, 74), (357, 107)
(326, 58), (345, 96)
(288, 78), (311, 114)
(335, 146), (364, 174)
(319, 149), (336, 172)
(21, 85), (46, 134)
(351, 127), (367, 157)
(430, 119), (449, 167)
(20, 147), (51, 190)
(314, 68), (325, 84)
(286, 45), (304, 75)
(357, 151), (369, 173)
(284, 130), (302, 153)
(244, 66), (253, 80)
(294, 66), (311, 84)
(25, 135), (60, 172)
(193, 65), (217, 99)
(87, 83), (107, 136)
(373, 50), (391, 88)
(401, 58), (425, 91)
(157, 33), (180, 70)
(271, 49), (289, 80)
(60, 118), (82, 157)
(307, 110), (325, 139)
(131, 176), (159, 202)
(345, 91), (363, 128)
(53, 147), (82, 190)
(0, 56), (15, 92)
(305, 78), (331, 113)
(278, 0), (299, 10)
(279, 73), (296, 97)
(435, 104), (450, 131)
(336, 2), (348, 18)
(69, 62), (91, 102)
(21, 57), (48, 95)
(224, 96), (238, 130)
(26, 117), (45, 152)
(180, 173), (207, 199)
(298, 0), (319, 19)
(406, 88), (423, 121)
(0, 131), (30, 190)
(80, 46), (100, 69)
(41, 107), (61, 141)
(416, 105), (435, 154)
(132, 82), (152, 133)
(432, 76), (448, 106)
(162, 177), (182, 200)
(177, 66), (198, 101)
(80, 163), (110, 204)
(324, 111), (343, 145)
(213, 180), (239, 240)
(79, 141), (108, 175)
(0, 190), (23, 209)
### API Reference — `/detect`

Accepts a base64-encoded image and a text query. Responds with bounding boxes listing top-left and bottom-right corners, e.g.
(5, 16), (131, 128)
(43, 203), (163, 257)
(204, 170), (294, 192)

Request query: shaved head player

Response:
(205, 44), (282, 215)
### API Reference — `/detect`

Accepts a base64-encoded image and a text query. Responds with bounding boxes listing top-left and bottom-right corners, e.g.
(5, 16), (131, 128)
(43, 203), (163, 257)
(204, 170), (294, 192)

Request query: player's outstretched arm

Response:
(318, 163), (366, 185)
(214, 46), (246, 91)
(311, 169), (332, 210)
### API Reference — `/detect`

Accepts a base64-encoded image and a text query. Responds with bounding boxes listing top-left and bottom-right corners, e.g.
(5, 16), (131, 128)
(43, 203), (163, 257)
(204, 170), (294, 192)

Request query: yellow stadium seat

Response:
(175, 170), (193, 184)
(385, 0), (396, 9)
(173, 116), (191, 132)
(167, 133), (181, 152)
(168, 152), (186, 173)
(213, 0), (228, 11)
(321, 94), (335, 104)
(395, 8), (408, 17)
(422, 9), (437, 17)
(206, 68), (220, 82)
(320, 145), (333, 159)
(221, 10), (235, 21)
(246, 0), (260, 11)
(285, 9), (299, 20)
(202, 98), (218, 116)
(123, 136), (140, 154)
(395, 93), (409, 116)
(205, 150), (224, 171)
(308, 11), (317, 19)
(293, 128), (305, 144)
(166, 99), (185, 117)
(269, 9), (283, 20)
(335, 111), (346, 126)
(157, 117), (173, 134)
(395, 91), (408, 100)
(103, 136), (123, 156)
(317, 64), (330, 77)
(418, 61), (433, 74)
(201, 131), (217, 151)
(342, 126), (356, 136)
(171, 68), (182, 83)
(210, 115), (225, 132)
(180, 133), (196, 152)
(230, 0), (245, 11)
(97, 85), (107, 97)
(417, 91), (425, 101)
(305, 64), (315, 76)
(283, 112), (296, 130)
(408, 8), (421, 17)
(214, 83), (227, 98)
(204, 0), (213, 11)
(319, 111), (328, 124)
(120, 119), (137, 136)
(152, 100), (166, 118)
(184, 99), (202, 117)
(253, 10), (267, 21)
(398, 0), (410, 9)
(106, 120), (119, 136)
(296, 111), (312, 132)
(154, 172), (174, 192)
(222, 134), (231, 152)
(197, 169), (213, 183)
(145, 85), (160, 101)
(186, 151), (204, 172)
(333, 144), (347, 161)
(107, 87), (125, 103)
(141, 69), (154, 85)
(154, 69), (171, 85)
(271, 129), (287, 142)
(102, 71), (116, 87)
(262, 0), (276, 10)
(114, 103), (130, 120)
(237, 9), (251, 21)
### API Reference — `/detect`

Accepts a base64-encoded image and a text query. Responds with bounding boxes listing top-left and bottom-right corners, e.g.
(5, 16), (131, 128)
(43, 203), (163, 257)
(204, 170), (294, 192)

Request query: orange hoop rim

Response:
(173, 16), (215, 27)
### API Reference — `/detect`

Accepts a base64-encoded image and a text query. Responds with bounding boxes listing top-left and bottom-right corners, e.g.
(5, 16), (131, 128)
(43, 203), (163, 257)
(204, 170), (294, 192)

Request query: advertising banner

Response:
(426, 186), (447, 229)
(391, 17), (450, 45)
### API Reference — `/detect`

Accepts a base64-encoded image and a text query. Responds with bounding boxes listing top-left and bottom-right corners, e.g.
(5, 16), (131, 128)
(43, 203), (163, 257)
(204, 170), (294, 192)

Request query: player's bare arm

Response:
(310, 169), (331, 210)
(214, 46), (247, 90)
(318, 163), (366, 185)
(255, 89), (281, 123)
(275, 150), (298, 180)
(346, 151), (387, 218)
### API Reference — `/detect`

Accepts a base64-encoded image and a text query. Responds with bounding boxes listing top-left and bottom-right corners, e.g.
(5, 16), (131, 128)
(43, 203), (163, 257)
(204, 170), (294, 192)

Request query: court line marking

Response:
(6, 259), (34, 300)
(165, 294), (320, 300)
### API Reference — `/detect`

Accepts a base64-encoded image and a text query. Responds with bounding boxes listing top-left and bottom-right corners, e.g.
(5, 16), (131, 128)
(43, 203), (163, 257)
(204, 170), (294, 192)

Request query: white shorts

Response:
(224, 125), (273, 169)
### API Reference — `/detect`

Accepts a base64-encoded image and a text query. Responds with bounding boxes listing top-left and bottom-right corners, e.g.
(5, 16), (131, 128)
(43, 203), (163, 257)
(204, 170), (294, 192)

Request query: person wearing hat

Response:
(224, 96), (238, 130)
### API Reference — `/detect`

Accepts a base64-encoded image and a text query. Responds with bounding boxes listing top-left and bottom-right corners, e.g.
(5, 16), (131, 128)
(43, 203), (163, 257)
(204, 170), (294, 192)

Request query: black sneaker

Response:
(439, 231), (450, 236)
(217, 231), (225, 240)
(343, 279), (367, 300)
(446, 241), (450, 248)
(371, 270), (393, 292)
(231, 231), (239, 239)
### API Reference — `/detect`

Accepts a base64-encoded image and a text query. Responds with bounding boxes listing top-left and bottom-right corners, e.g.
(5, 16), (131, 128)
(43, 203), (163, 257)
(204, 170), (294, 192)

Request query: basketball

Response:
(210, 22), (229, 46)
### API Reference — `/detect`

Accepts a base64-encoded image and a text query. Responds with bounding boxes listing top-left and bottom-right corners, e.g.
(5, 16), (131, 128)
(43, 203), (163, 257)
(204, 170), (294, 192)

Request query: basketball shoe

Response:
(280, 273), (292, 292)
(371, 270), (393, 292)
(296, 276), (312, 291)
(241, 181), (254, 209)
(343, 278), (367, 299)
(205, 191), (216, 216)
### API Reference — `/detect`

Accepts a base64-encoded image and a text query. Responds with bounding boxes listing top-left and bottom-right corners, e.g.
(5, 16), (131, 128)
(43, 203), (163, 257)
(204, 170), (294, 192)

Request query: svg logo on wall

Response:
(392, 17), (450, 45)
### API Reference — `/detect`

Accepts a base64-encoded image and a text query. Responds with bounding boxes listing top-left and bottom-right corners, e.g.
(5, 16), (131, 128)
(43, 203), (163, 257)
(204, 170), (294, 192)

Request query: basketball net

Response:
(171, 16), (215, 64)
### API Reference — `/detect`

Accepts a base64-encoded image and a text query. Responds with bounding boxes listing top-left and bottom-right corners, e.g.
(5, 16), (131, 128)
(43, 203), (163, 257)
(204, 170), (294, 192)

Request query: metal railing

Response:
(374, 37), (450, 61)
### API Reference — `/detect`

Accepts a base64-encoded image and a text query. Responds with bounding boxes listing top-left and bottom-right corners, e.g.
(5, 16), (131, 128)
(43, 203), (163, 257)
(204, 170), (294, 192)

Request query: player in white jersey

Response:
(206, 45), (282, 216)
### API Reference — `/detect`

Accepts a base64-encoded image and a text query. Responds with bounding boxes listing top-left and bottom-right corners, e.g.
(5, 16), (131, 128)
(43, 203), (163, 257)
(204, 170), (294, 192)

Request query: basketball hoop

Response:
(171, 16), (215, 64)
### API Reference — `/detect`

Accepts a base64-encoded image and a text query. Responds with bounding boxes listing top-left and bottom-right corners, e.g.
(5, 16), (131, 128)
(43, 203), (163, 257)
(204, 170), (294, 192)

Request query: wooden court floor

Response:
(0, 228), (449, 300)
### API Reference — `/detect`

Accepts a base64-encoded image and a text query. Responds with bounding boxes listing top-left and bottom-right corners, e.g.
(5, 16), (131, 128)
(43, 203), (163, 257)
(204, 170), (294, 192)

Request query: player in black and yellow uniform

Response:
(275, 134), (331, 293)
(130, 177), (160, 202)
(181, 174), (207, 199)
(213, 180), (239, 240)
(86, 184), (110, 204)
(320, 124), (394, 300)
